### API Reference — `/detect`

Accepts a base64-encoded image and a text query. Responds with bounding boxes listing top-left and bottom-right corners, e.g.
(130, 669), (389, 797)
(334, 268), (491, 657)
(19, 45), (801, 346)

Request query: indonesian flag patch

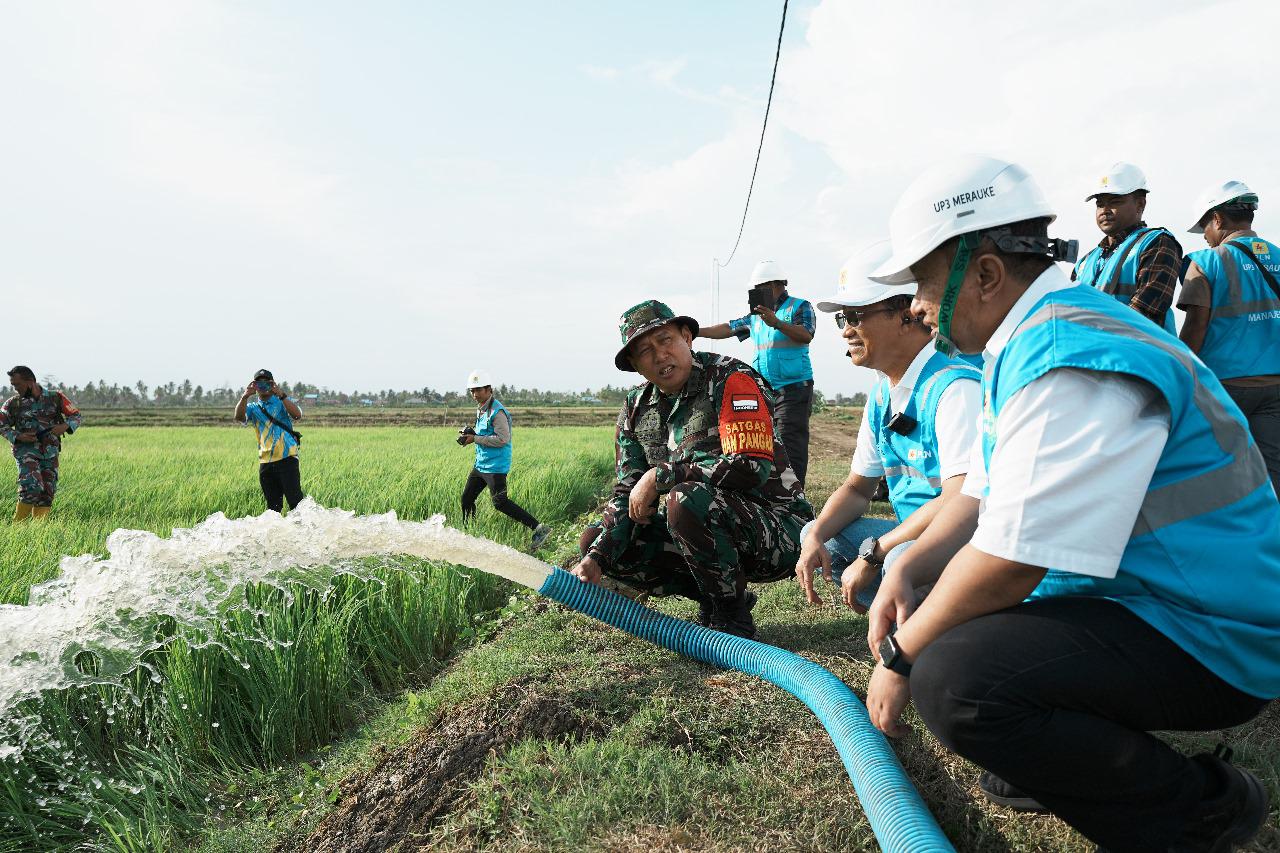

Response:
(719, 373), (773, 460)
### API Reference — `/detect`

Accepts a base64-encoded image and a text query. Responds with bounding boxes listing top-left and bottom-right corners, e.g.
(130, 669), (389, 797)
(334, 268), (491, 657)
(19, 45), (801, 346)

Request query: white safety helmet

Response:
(465, 369), (493, 390)
(1188, 180), (1259, 234)
(748, 260), (787, 286)
(817, 240), (917, 311)
(872, 155), (1057, 284)
(1085, 162), (1149, 201)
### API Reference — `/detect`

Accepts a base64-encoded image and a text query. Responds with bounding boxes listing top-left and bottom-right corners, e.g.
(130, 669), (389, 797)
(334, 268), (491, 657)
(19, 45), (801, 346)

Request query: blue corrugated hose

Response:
(538, 568), (954, 853)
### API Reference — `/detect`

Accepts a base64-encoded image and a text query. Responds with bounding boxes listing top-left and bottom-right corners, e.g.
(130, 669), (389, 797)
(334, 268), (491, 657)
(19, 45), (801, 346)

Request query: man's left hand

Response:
(866, 663), (913, 738)
(628, 468), (659, 524)
(460, 434), (475, 445)
(753, 305), (780, 328)
(48, 424), (69, 437)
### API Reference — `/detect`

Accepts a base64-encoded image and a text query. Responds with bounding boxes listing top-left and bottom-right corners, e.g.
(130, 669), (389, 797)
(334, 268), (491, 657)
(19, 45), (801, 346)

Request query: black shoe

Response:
(978, 771), (1048, 813)
(709, 590), (758, 639)
(1175, 745), (1269, 853)
(695, 597), (713, 628)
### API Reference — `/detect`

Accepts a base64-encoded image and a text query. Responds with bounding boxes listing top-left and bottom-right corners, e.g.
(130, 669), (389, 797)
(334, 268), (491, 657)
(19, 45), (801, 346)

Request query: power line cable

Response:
(717, 0), (788, 270)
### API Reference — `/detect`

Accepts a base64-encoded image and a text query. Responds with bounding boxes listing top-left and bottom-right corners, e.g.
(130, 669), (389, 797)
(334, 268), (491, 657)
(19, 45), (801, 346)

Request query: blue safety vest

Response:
(747, 295), (813, 389)
(474, 399), (513, 474)
(982, 284), (1280, 699)
(866, 352), (980, 523)
(1074, 226), (1179, 334)
(1185, 236), (1280, 381)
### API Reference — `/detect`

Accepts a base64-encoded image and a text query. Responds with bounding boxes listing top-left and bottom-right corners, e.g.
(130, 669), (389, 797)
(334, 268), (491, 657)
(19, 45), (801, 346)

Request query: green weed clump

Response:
(0, 426), (614, 851)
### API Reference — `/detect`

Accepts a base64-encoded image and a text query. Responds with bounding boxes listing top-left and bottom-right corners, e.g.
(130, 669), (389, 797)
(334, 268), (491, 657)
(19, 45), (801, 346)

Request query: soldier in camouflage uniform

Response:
(0, 366), (82, 521)
(572, 300), (813, 638)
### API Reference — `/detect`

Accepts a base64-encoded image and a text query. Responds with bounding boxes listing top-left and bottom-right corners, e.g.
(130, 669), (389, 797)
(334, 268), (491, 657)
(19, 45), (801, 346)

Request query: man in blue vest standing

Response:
(698, 261), (816, 486)
(1072, 162), (1183, 334)
(861, 156), (1279, 852)
(794, 241), (980, 613)
(458, 369), (551, 550)
(234, 368), (305, 514)
(1178, 180), (1280, 497)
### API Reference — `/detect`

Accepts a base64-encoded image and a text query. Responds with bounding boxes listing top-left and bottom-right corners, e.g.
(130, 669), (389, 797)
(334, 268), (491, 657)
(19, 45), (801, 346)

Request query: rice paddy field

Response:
(0, 426), (615, 851)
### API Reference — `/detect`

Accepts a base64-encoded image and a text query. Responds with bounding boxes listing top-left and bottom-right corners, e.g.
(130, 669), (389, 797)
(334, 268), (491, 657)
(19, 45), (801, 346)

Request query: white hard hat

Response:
(748, 260), (787, 286)
(871, 155), (1057, 284)
(1188, 179), (1259, 234)
(1085, 162), (1149, 201)
(465, 369), (493, 389)
(816, 240), (917, 311)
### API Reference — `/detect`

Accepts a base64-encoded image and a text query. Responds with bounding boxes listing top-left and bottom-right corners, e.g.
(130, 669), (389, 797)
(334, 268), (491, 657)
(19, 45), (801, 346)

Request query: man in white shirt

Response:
(795, 241), (980, 612)
(862, 156), (1280, 852)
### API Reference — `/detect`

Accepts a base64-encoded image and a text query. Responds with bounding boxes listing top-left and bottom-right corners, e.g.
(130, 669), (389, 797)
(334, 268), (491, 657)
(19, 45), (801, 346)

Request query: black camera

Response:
(456, 426), (476, 445)
(748, 283), (776, 314)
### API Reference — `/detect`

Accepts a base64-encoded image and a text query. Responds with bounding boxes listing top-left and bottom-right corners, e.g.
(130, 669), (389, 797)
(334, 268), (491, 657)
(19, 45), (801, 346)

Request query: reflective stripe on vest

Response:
(1185, 237), (1280, 380)
(981, 285), (1280, 698)
(1074, 227), (1178, 334)
(474, 399), (513, 474)
(749, 295), (813, 388)
(868, 352), (980, 523)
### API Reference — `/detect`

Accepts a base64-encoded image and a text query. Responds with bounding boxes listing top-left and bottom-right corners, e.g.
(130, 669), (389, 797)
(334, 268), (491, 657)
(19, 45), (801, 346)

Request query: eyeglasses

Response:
(834, 307), (900, 329)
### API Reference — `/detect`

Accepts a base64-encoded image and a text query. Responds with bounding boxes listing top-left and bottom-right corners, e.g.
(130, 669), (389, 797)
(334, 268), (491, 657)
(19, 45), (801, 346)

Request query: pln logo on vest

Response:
(1253, 241), (1270, 257)
(906, 448), (933, 462)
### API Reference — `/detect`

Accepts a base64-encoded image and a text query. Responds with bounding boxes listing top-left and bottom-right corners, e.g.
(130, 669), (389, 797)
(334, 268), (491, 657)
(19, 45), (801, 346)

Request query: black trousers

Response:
(773, 379), (812, 488)
(460, 469), (539, 529)
(911, 596), (1268, 852)
(259, 456), (304, 513)
(1226, 384), (1280, 498)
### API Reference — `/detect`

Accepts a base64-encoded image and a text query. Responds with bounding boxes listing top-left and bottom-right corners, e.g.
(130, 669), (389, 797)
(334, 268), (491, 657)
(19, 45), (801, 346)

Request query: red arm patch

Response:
(718, 373), (774, 460)
(59, 393), (80, 416)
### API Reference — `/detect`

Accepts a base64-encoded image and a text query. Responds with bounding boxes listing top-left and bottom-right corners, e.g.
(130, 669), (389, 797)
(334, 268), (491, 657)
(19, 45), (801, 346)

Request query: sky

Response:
(2, 0), (1278, 397)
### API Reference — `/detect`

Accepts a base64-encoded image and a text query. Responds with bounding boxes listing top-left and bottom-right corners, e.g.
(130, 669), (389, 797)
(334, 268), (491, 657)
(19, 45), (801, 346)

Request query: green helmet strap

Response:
(935, 233), (977, 357)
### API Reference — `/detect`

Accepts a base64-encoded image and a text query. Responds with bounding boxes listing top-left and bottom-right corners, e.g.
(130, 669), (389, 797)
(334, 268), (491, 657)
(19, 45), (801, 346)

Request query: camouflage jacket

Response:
(588, 351), (811, 570)
(0, 387), (82, 455)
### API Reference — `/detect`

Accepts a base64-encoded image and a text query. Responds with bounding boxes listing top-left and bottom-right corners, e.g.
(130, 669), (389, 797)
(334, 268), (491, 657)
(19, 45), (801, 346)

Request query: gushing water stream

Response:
(0, 499), (552, 761)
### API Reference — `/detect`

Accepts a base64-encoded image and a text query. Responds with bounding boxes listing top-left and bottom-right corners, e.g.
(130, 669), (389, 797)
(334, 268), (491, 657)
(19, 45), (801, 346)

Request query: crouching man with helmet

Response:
(572, 300), (813, 640)
(863, 156), (1280, 852)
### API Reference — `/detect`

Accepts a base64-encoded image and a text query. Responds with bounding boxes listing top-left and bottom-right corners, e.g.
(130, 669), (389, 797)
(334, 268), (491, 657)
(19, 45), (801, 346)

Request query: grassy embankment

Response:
(0, 425), (614, 851)
(194, 409), (1279, 853)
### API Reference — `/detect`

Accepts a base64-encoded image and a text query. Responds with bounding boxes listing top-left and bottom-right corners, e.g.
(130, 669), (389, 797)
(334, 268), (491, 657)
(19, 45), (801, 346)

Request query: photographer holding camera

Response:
(699, 260), (816, 486)
(234, 368), (305, 514)
(458, 369), (551, 550)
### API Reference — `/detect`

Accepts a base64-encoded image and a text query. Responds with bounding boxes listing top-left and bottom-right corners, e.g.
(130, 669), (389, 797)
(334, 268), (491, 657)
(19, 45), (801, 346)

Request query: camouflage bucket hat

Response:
(614, 299), (699, 371)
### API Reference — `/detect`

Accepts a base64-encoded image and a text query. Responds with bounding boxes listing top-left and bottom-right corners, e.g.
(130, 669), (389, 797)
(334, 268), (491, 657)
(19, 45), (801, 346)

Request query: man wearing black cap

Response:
(571, 300), (813, 639)
(234, 369), (305, 513)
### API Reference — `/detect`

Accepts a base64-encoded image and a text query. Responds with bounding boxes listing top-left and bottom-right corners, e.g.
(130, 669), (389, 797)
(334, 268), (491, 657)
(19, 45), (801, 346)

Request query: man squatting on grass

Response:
(861, 156), (1280, 853)
(1, 365), (82, 521)
(795, 242), (980, 613)
(457, 369), (551, 551)
(234, 368), (305, 514)
(571, 300), (814, 640)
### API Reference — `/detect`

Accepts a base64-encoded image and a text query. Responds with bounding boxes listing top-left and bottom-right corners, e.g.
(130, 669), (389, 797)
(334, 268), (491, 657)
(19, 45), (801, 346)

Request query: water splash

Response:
(0, 499), (552, 756)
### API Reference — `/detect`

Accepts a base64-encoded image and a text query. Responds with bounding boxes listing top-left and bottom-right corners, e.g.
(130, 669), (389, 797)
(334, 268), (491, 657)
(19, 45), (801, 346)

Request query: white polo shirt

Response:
(851, 341), (981, 482)
(962, 265), (1172, 578)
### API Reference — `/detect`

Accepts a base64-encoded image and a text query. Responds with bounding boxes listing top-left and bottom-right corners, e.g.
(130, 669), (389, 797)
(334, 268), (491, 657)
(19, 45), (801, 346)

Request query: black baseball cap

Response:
(253, 368), (274, 381)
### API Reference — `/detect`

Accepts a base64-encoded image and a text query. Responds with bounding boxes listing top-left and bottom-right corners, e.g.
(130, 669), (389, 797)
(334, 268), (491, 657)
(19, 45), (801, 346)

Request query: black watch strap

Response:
(879, 634), (912, 677)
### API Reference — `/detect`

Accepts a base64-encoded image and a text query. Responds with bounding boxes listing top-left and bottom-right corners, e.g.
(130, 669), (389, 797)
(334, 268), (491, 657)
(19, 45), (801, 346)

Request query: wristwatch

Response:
(878, 633), (912, 677)
(858, 536), (883, 567)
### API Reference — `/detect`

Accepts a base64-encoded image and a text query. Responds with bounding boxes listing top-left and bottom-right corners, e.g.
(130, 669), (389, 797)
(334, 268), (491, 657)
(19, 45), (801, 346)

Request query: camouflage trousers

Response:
(14, 448), (58, 507)
(581, 482), (810, 601)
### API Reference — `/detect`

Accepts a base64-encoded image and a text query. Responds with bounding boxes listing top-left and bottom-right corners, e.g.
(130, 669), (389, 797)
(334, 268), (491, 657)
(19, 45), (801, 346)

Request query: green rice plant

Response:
(0, 425), (615, 851)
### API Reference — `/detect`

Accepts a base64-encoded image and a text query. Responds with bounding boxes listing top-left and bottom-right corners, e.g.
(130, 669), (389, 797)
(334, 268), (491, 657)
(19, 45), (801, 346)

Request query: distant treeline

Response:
(47, 379), (867, 409)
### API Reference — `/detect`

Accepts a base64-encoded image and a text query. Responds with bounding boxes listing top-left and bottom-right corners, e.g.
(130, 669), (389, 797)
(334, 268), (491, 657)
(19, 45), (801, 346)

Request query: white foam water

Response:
(0, 499), (553, 752)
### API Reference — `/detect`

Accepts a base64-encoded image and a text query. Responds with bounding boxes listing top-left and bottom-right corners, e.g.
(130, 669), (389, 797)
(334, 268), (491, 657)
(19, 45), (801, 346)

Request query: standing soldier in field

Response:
(234, 368), (306, 514)
(698, 260), (817, 487)
(457, 369), (552, 550)
(573, 300), (814, 639)
(1072, 162), (1183, 334)
(0, 365), (82, 521)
